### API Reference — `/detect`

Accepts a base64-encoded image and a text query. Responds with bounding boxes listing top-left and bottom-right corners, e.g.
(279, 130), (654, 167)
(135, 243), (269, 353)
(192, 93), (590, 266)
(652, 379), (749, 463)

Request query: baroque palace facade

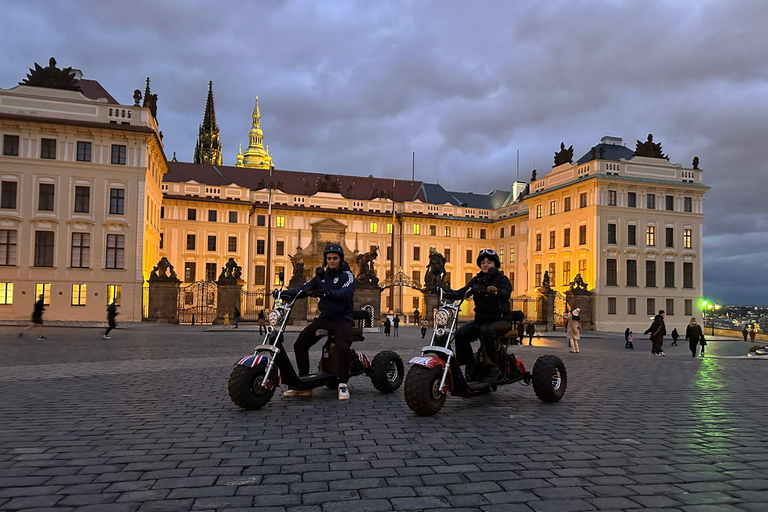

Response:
(0, 61), (709, 330)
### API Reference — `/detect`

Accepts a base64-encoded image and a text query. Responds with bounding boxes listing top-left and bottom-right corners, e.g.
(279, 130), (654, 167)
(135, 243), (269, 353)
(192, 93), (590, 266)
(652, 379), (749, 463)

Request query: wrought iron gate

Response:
(241, 288), (267, 321)
(554, 291), (567, 328)
(178, 281), (218, 324)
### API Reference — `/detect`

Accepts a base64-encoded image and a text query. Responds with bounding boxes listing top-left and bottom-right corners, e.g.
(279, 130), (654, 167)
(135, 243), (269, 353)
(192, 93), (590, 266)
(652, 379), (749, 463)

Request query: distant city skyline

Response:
(1, 0), (766, 304)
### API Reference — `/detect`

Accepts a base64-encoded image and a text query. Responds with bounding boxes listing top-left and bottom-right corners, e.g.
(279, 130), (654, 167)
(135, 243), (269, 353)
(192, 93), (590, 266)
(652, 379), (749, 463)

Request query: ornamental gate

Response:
(178, 281), (218, 324)
(241, 288), (267, 321)
(554, 291), (567, 328)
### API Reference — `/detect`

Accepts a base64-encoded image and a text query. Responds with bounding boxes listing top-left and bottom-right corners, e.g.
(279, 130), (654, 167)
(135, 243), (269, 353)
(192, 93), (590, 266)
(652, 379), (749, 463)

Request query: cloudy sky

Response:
(2, 0), (766, 305)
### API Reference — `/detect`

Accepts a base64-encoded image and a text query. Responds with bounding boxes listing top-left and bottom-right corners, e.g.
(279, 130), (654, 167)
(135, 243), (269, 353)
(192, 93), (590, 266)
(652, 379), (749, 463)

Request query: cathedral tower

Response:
(193, 81), (223, 165)
(236, 95), (273, 169)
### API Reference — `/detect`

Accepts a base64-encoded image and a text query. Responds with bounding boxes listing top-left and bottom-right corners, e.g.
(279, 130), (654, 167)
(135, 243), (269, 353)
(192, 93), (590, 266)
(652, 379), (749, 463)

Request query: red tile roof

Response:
(77, 79), (119, 104)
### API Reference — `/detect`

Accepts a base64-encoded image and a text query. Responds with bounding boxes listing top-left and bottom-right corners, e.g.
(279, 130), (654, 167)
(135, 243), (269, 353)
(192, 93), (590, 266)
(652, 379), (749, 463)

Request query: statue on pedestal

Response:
(424, 248), (447, 291)
(355, 246), (379, 286)
(149, 257), (180, 282)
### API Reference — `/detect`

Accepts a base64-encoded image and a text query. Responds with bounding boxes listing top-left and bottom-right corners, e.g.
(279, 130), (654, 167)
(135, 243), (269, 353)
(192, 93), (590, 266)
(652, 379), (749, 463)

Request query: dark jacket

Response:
(671, 328), (679, 340)
(644, 315), (667, 342)
(686, 323), (703, 342)
(284, 261), (356, 322)
(32, 299), (45, 322)
(107, 303), (118, 322)
(453, 268), (517, 323)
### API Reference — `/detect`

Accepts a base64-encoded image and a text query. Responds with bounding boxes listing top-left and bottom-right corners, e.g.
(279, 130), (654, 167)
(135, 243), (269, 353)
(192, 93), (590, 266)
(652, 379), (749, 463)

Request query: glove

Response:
(271, 289), (280, 300)
(487, 286), (498, 294)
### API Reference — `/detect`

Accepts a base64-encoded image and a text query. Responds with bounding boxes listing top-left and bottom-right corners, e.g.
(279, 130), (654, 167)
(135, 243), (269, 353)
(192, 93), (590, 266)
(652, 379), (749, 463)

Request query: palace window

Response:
(275, 216), (285, 228)
(34, 231), (54, 267)
(607, 297), (617, 315)
(466, 249), (472, 264)
(563, 228), (570, 247)
(39, 183), (55, 211)
(229, 211), (238, 223)
(161, 207), (165, 219)
(549, 201), (556, 215)
(274, 266), (284, 286)
(564, 197), (571, 212)
(685, 299), (693, 316)
(666, 299), (675, 316)
(647, 193), (655, 209)
(70, 233), (90, 268)
(606, 259), (617, 286)
(683, 229), (692, 249)
(429, 225), (436, 236)
(444, 248), (451, 262)
(386, 246), (392, 260)
(646, 261), (656, 287)
(386, 223), (393, 234)
(74, 186), (90, 213)
(188, 208), (197, 221)
(206, 263), (217, 282)
(684, 262), (693, 289)
(535, 264), (542, 287)
(562, 261), (570, 286)
(1, 181), (17, 209)
(444, 227), (450, 237)
(187, 234), (196, 251)
(111, 144), (127, 165)
(36, 283), (51, 305)
(578, 259), (586, 277)
(549, 231), (555, 249)
(646, 226), (655, 246)
(536, 205), (542, 219)
(0, 229), (18, 266)
(413, 246), (421, 260)
(105, 234), (125, 269)
(579, 225), (587, 245)
(256, 214), (265, 226)
(0, 283), (13, 305)
(535, 233), (542, 251)
(208, 210), (217, 222)
(499, 227), (504, 238)
(480, 229), (486, 239)
(413, 224), (420, 235)
(665, 261), (675, 288)
(228, 236), (237, 252)
(627, 225), (637, 246)
(549, 263), (556, 286)
(626, 260), (637, 286)
(71, 284), (87, 306)
(647, 298), (656, 316)
(627, 191), (636, 208)
(608, 190), (617, 206)
(370, 222), (378, 233)
(666, 227), (674, 248)
(467, 228), (473, 238)
(608, 223), (617, 244)
(254, 265), (265, 285)
(184, 262), (196, 282)
(207, 235), (216, 252)
(159, 232), (164, 249)
(256, 240), (265, 255)
(3, 135), (19, 156)
(579, 192), (587, 208)
(276, 240), (285, 256)
(666, 195), (674, 211)
(510, 248), (515, 262)
(76, 141), (92, 162)
(107, 284), (122, 306)
(109, 188), (125, 215)
(684, 197), (692, 212)
(628, 297), (636, 315)
(40, 138), (56, 159)
(510, 225), (516, 236)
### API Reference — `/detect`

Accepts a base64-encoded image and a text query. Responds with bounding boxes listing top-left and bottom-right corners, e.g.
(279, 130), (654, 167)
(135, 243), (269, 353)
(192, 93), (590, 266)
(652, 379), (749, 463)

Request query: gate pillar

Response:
(147, 257), (181, 323)
(534, 287), (556, 332)
(354, 283), (382, 328)
(215, 258), (243, 325)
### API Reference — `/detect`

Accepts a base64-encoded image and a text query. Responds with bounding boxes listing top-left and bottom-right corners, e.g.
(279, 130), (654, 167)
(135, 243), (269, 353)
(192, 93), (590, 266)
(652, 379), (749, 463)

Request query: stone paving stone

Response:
(527, 498), (596, 511)
(1, 495), (64, 509)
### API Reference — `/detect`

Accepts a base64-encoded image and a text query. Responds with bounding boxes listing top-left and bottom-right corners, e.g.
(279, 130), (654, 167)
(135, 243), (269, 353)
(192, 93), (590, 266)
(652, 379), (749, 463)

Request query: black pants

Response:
(671, 336), (678, 346)
(294, 317), (354, 383)
(105, 319), (116, 336)
(455, 319), (511, 369)
(421, 327), (427, 338)
(651, 336), (664, 354)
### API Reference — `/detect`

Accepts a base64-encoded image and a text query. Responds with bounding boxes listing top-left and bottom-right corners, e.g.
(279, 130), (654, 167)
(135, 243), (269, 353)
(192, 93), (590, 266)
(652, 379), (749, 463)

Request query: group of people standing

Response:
(382, 315), (400, 337)
(635, 310), (708, 357)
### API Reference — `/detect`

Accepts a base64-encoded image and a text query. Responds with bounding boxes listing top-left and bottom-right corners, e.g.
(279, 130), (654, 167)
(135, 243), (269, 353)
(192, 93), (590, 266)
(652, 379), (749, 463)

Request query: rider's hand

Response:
(271, 289), (280, 300)
(487, 286), (498, 294)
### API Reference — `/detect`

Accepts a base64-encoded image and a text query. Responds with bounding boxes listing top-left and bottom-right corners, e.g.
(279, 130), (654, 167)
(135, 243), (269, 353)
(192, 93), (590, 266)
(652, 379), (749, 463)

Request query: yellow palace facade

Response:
(0, 61), (708, 331)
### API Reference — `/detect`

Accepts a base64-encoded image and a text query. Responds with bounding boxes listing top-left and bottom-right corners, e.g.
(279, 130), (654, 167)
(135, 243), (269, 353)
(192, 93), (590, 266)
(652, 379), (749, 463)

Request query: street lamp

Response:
(701, 301), (721, 336)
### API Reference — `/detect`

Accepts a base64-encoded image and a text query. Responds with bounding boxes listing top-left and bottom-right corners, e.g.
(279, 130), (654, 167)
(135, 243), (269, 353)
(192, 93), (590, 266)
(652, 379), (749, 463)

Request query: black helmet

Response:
(476, 248), (500, 268)
(323, 243), (344, 261)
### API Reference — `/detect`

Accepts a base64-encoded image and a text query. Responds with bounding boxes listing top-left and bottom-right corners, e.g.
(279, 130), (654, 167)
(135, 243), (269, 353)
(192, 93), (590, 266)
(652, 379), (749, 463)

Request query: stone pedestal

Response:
(215, 280), (242, 324)
(566, 289), (595, 331)
(354, 285), (382, 328)
(287, 275), (308, 325)
(534, 287), (555, 332)
(147, 281), (180, 323)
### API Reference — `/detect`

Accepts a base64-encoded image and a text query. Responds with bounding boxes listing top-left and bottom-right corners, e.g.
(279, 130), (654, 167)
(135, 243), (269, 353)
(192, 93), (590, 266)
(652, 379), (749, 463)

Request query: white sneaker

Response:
(102, 335), (111, 340)
(338, 384), (350, 400)
(660, 351), (666, 356)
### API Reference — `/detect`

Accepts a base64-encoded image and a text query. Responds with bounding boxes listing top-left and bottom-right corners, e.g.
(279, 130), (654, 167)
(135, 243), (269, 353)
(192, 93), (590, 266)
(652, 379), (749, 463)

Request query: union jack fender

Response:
(355, 351), (371, 368)
(236, 355), (281, 384)
(408, 355), (453, 392)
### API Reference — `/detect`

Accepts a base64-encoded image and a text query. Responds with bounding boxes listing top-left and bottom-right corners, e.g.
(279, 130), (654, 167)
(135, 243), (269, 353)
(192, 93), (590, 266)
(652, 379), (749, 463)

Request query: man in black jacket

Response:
(278, 243), (356, 400)
(450, 249), (517, 383)
(644, 310), (667, 356)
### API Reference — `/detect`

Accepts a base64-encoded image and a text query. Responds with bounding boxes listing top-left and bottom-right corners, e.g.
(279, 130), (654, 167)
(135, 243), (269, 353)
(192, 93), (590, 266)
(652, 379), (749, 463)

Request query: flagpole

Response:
(390, 193), (396, 313)
(265, 167), (274, 309)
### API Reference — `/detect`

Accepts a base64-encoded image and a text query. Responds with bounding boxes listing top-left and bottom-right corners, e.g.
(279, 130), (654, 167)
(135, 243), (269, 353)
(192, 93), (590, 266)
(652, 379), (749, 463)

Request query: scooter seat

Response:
(316, 329), (330, 337)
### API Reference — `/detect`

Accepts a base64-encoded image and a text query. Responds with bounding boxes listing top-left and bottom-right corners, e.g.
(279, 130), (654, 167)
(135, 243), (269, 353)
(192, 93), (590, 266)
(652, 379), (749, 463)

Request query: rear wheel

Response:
(532, 355), (567, 403)
(369, 350), (404, 393)
(404, 365), (447, 416)
(228, 365), (277, 410)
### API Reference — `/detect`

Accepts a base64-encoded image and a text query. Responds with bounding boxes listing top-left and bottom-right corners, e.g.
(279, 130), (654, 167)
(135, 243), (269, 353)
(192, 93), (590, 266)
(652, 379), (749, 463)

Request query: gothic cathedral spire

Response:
(236, 95), (273, 169)
(194, 81), (223, 165)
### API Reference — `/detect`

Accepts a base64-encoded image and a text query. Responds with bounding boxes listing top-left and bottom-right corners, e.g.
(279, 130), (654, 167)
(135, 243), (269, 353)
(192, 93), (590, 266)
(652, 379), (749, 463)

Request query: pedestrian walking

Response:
(413, 309), (420, 326)
(525, 320), (535, 346)
(233, 306), (241, 329)
(19, 294), (46, 340)
(420, 317), (429, 338)
(624, 328), (632, 349)
(671, 328), (679, 346)
(257, 310), (266, 335)
(393, 314), (400, 337)
(516, 320), (525, 345)
(644, 309), (667, 356)
(567, 308), (581, 353)
(383, 317), (391, 336)
(627, 330), (634, 349)
(686, 318), (704, 357)
(742, 326), (749, 341)
(750, 328), (756, 341)
(103, 301), (118, 339)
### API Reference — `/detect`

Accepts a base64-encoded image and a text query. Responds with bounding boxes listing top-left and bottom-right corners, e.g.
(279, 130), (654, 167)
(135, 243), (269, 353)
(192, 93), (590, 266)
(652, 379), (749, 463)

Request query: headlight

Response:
(435, 327), (446, 337)
(268, 310), (282, 326)
(435, 308), (451, 327)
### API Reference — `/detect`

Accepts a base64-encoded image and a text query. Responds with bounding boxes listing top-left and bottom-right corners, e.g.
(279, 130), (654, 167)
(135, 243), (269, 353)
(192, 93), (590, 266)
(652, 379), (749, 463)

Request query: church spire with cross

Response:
(236, 95), (273, 169)
(193, 81), (223, 165)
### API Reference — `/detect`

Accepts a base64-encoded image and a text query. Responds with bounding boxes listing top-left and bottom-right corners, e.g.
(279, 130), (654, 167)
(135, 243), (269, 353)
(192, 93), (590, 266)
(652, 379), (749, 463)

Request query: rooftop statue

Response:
(634, 133), (667, 159)
(554, 142), (574, 166)
(20, 57), (79, 90)
(692, 156), (699, 169)
(316, 174), (341, 193)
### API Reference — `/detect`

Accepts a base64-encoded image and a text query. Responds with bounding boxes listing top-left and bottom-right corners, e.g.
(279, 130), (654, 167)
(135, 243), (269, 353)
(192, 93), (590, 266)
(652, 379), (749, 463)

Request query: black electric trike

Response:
(404, 287), (567, 416)
(228, 283), (404, 410)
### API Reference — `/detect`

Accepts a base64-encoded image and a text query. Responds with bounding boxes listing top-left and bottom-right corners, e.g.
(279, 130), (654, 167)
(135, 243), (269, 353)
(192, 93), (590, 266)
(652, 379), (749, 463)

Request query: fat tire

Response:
(369, 350), (404, 393)
(228, 365), (276, 410)
(532, 355), (567, 403)
(404, 364), (447, 416)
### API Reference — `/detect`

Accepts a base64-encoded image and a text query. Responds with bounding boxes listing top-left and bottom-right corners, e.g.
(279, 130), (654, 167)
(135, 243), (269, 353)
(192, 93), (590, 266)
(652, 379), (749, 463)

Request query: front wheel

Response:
(532, 355), (567, 403)
(369, 350), (404, 393)
(228, 365), (277, 410)
(404, 365), (447, 416)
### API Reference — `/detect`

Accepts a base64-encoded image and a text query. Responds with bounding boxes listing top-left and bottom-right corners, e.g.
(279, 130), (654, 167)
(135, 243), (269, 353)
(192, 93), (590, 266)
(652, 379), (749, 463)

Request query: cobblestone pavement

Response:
(1, 324), (766, 512)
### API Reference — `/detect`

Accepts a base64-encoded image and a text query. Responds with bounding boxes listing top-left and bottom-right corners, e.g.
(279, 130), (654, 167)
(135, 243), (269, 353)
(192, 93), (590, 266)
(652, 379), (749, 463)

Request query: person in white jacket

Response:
(567, 308), (581, 353)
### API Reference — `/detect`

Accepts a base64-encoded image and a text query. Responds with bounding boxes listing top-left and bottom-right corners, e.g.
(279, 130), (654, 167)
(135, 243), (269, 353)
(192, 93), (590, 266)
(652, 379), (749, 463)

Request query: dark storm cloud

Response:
(2, 0), (767, 304)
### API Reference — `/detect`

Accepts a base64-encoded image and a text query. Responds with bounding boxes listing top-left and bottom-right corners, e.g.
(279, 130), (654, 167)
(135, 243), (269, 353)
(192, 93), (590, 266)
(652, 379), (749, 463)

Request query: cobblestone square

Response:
(1, 324), (766, 511)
